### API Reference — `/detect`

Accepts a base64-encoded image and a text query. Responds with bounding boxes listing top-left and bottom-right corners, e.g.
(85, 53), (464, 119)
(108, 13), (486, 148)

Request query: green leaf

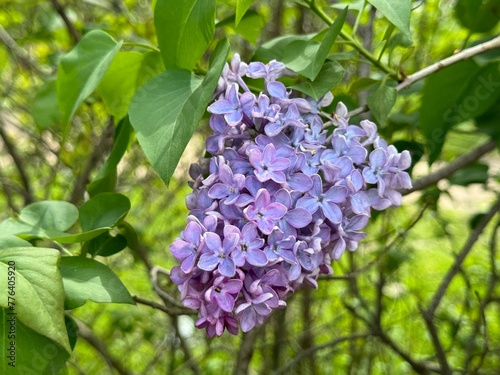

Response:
(0, 201), (79, 241)
(154, 0), (216, 70)
(367, 82), (397, 124)
(291, 60), (345, 100)
(0, 248), (71, 354)
(448, 162), (489, 186)
(253, 34), (311, 63)
(87, 117), (133, 196)
(0, 195), (129, 245)
(281, 8), (347, 80)
(420, 61), (500, 164)
(236, 0), (254, 26)
(64, 315), (78, 351)
(217, 10), (264, 45)
(455, 0), (500, 33)
(57, 30), (122, 125)
(31, 79), (63, 130)
(88, 232), (128, 257)
(349, 77), (380, 94)
(1, 309), (70, 375)
(367, 0), (412, 42)
(129, 39), (230, 185)
(0, 235), (33, 249)
(99, 51), (144, 120)
(79, 193), (131, 232)
(19, 201), (79, 232)
(117, 221), (139, 251)
(99, 51), (164, 121)
(59, 256), (134, 309)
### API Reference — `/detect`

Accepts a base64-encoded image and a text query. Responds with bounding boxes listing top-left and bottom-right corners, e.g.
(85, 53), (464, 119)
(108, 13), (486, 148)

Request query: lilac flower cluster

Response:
(169, 54), (412, 337)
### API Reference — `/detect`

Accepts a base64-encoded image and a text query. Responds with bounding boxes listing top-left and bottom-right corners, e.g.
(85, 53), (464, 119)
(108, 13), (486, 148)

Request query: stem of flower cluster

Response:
(304, 0), (398, 80)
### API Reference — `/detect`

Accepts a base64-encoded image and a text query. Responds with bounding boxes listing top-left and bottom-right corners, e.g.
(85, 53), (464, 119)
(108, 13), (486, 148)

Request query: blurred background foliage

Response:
(1, 0), (500, 374)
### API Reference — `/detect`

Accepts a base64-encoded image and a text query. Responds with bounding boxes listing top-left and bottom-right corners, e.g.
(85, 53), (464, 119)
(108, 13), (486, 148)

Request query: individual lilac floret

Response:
(205, 276), (243, 312)
(248, 143), (291, 184)
(169, 55), (412, 337)
(198, 232), (239, 277)
(208, 164), (246, 205)
(297, 174), (348, 224)
(244, 189), (287, 235)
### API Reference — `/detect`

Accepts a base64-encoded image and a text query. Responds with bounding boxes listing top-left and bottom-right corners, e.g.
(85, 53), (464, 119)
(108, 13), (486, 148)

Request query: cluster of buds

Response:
(169, 55), (412, 337)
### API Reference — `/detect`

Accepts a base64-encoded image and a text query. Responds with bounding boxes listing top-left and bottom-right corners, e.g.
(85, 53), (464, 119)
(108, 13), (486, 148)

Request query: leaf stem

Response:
(304, 0), (398, 80)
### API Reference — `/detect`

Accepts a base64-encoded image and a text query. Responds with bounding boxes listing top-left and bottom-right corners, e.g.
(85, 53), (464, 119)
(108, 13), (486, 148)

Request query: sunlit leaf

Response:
(0, 309), (70, 375)
(367, 0), (412, 42)
(57, 30), (122, 125)
(59, 256), (134, 309)
(129, 39), (230, 185)
(19, 201), (79, 232)
(87, 117), (133, 196)
(0, 248), (71, 354)
(32, 79), (63, 130)
(79, 193), (131, 232)
(291, 60), (345, 100)
(281, 8), (347, 80)
(154, 0), (216, 70)
(236, 0), (254, 26)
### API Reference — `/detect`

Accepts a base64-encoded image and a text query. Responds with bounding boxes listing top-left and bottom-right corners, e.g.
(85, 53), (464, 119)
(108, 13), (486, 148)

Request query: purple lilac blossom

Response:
(169, 53), (413, 337)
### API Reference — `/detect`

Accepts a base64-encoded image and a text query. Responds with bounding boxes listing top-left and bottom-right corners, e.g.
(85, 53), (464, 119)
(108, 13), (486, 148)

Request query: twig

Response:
(150, 266), (188, 309)
(0, 173), (19, 212)
(397, 35), (500, 92)
(426, 197), (500, 316)
(273, 333), (370, 374)
(49, 0), (81, 43)
(419, 306), (452, 375)
(343, 303), (430, 374)
(70, 117), (115, 204)
(133, 295), (196, 316)
(233, 326), (263, 375)
(0, 116), (34, 204)
(347, 36), (500, 117)
(170, 315), (201, 375)
(75, 318), (133, 375)
(463, 218), (499, 370)
(320, 203), (428, 280)
(0, 24), (49, 76)
(402, 140), (497, 195)
(304, 0), (397, 79)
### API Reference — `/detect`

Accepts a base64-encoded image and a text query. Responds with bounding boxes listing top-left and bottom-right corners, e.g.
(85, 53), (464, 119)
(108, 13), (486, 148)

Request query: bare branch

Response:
(0, 24), (49, 76)
(49, 0), (81, 43)
(0, 117), (34, 204)
(133, 295), (196, 316)
(348, 36), (500, 117)
(75, 318), (133, 375)
(397, 35), (500, 92)
(419, 306), (452, 375)
(402, 140), (497, 195)
(273, 333), (370, 374)
(70, 117), (115, 204)
(233, 327), (263, 375)
(427, 197), (500, 316)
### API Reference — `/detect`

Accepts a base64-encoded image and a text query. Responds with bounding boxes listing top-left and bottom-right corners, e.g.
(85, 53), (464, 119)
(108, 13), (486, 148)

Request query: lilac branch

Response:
(348, 36), (500, 118)
(402, 140), (497, 195)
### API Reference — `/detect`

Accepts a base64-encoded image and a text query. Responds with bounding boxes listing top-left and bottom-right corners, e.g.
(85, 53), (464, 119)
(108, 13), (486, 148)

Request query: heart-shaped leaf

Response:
(59, 257), (134, 309)
(155, 0), (216, 70)
(0, 247), (71, 354)
(129, 39), (230, 185)
(57, 30), (122, 125)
